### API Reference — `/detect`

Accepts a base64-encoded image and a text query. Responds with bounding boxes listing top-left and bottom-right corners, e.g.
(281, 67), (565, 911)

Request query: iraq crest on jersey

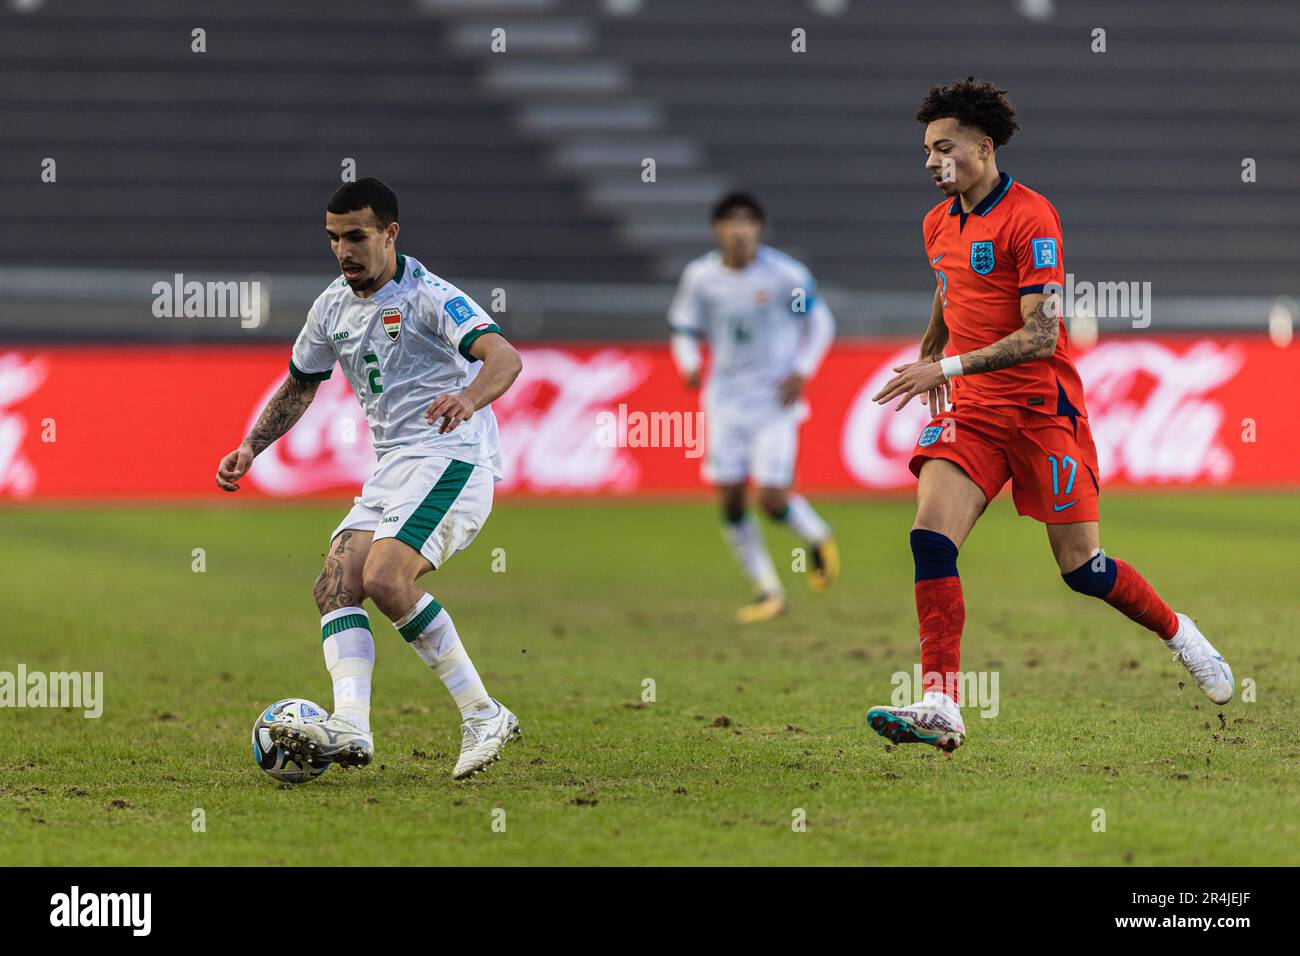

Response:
(382, 307), (402, 340)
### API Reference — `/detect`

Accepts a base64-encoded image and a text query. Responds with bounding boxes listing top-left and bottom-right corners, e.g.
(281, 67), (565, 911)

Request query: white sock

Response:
(321, 607), (374, 734)
(396, 594), (495, 720)
(923, 690), (960, 716)
(782, 494), (831, 545)
(723, 515), (783, 597)
(1165, 614), (1188, 648)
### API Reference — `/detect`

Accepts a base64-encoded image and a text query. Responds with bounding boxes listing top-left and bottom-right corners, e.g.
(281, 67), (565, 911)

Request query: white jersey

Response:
(289, 253), (505, 478)
(668, 245), (835, 421)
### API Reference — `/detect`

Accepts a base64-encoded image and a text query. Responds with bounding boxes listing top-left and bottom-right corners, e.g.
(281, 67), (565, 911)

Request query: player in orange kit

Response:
(864, 78), (1234, 752)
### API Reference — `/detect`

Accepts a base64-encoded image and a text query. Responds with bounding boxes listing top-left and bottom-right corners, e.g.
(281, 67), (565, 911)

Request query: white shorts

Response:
(703, 405), (804, 487)
(330, 453), (493, 569)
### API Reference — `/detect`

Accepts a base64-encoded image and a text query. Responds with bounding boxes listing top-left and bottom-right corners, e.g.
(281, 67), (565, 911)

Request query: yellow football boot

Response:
(735, 592), (786, 624)
(808, 538), (840, 592)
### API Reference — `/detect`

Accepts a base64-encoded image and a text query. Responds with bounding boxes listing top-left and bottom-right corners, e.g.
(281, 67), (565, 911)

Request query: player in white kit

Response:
(669, 192), (840, 623)
(215, 179), (524, 779)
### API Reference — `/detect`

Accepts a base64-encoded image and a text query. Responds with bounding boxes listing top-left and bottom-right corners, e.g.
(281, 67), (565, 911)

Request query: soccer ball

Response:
(251, 698), (330, 784)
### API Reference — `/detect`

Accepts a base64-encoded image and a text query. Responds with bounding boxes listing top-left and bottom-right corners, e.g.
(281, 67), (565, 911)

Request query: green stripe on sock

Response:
(321, 613), (370, 641)
(395, 460), (475, 553)
(398, 598), (444, 642)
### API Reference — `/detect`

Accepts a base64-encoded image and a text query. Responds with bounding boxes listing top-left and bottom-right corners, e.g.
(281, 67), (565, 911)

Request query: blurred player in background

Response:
(669, 192), (839, 623)
(865, 79), (1234, 751)
(215, 178), (524, 779)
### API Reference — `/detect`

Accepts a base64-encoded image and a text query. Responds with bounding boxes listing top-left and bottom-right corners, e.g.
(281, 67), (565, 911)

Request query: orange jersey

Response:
(923, 173), (1087, 417)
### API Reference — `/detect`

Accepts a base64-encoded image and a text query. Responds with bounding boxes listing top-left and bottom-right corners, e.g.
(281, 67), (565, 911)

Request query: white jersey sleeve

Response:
(421, 284), (503, 362)
(668, 259), (707, 376)
(778, 256), (833, 378)
(289, 301), (336, 381)
(668, 260), (706, 338)
(793, 298), (836, 377)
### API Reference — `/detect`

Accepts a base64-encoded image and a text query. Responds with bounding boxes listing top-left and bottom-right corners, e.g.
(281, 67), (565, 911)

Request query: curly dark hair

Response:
(916, 77), (1020, 147)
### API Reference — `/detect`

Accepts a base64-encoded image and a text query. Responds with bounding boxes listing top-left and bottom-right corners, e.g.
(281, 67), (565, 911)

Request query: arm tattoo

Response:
(1023, 297), (1062, 354)
(960, 298), (1058, 375)
(245, 375), (318, 456)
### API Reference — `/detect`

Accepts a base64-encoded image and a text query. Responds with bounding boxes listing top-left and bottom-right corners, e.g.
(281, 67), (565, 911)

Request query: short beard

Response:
(345, 273), (376, 292)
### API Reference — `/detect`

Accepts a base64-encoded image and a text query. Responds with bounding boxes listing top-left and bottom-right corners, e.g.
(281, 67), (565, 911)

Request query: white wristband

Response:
(939, 355), (965, 379)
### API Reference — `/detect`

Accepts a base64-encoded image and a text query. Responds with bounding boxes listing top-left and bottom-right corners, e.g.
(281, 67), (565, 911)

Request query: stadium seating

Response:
(0, 0), (655, 282)
(2, 0), (1296, 340)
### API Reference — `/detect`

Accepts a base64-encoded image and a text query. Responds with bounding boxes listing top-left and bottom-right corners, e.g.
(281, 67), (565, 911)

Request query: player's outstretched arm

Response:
(214, 375), (320, 491)
(872, 290), (1059, 412)
(957, 291), (1059, 375)
(424, 333), (523, 435)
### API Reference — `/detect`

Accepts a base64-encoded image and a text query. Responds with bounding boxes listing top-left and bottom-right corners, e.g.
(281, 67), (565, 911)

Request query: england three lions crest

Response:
(970, 241), (995, 275)
(381, 307), (402, 341)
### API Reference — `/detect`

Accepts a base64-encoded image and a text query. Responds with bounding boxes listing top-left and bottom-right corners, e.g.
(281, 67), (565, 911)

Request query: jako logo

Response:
(49, 885), (151, 936)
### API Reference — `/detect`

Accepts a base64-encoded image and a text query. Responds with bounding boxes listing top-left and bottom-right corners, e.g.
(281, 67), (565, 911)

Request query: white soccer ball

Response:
(251, 698), (330, 784)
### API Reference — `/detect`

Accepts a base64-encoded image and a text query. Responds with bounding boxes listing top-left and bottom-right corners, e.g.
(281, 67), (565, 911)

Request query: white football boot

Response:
(1168, 612), (1234, 705)
(270, 713), (374, 768)
(867, 691), (966, 753)
(453, 700), (521, 780)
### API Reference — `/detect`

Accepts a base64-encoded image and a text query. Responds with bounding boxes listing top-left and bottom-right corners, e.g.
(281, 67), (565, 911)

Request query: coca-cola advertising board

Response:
(0, 338), (1292, 501)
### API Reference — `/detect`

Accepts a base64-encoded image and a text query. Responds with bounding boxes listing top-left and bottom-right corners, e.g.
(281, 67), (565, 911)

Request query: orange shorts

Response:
(908, 403), (1101, 523)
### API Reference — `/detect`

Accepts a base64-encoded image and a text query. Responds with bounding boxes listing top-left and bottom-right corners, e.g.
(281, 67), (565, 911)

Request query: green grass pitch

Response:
(0, 493), (1296, 865)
